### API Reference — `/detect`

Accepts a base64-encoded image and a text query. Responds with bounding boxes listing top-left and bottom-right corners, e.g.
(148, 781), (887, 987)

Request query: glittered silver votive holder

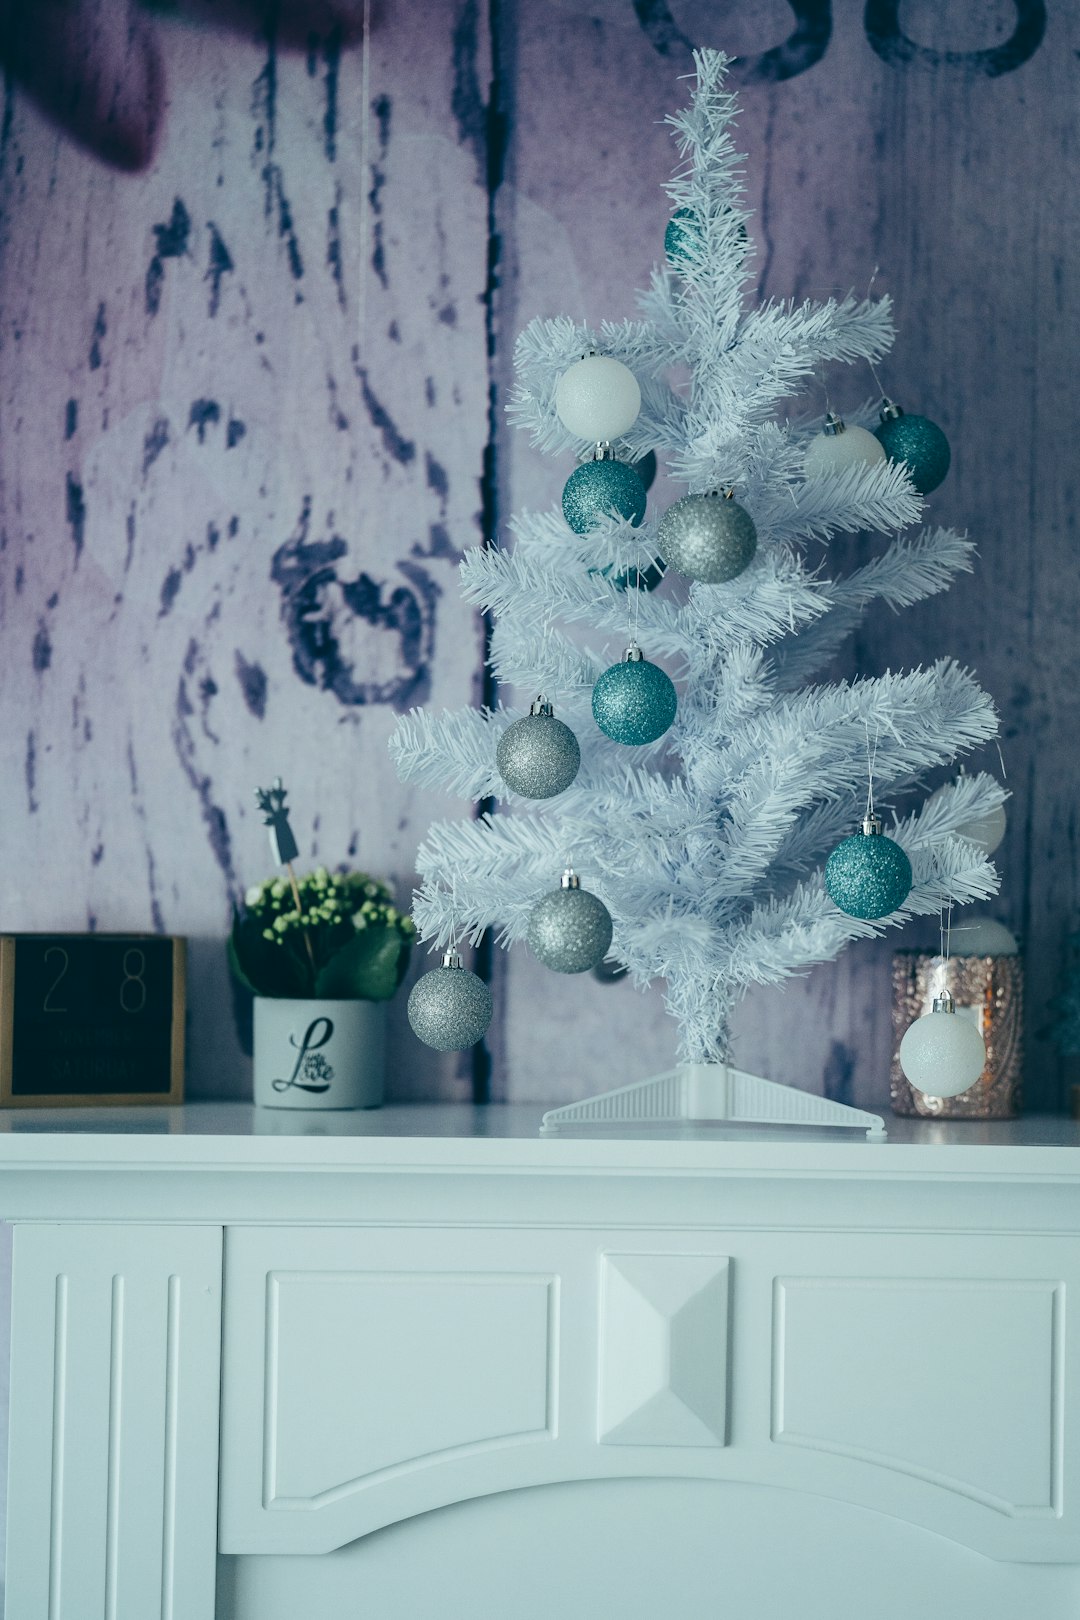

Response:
(890, 950), (1024, 1119)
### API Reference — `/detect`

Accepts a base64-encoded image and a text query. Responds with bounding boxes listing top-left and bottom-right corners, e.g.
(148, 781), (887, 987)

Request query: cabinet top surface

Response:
(0, 1101), (1079, 1181)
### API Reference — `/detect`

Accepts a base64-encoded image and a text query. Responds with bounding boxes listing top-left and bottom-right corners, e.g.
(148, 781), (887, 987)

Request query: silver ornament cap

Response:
(527, 870), (613, 974)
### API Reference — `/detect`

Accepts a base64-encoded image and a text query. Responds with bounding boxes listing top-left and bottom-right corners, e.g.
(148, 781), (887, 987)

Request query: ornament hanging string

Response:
(864, 719), (880, 823)
(864, 266), (888, 399)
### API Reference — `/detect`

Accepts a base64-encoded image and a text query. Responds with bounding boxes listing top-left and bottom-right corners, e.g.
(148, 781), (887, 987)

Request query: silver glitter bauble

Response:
(407, 952), (493, 1050)
(527, 869), (613, 975)
(657, 493), (757, 584)
(496, 700), (581, 799)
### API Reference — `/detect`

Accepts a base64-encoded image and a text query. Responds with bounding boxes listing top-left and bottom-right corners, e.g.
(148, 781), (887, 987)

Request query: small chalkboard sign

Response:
(0, 935), (185, 1107)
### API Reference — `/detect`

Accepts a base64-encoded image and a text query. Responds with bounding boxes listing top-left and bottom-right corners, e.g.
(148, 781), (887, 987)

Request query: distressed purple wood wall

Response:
(1, 0), (1077, 1111)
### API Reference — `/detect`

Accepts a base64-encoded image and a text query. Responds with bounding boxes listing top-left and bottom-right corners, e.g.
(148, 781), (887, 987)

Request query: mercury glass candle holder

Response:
(890, 949), (1024, 1119)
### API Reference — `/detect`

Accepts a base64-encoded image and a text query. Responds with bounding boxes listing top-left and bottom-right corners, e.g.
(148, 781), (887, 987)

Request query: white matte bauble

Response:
(956, 801), (1007, 856)
(951, 916), (1019, 956)
(555, 354), (641, 442)
(805, 414), (887, 477)
(899, 1001), (987, 1098)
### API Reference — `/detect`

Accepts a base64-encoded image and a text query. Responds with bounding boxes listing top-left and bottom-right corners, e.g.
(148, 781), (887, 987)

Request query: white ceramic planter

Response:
(253, 998), (386, 1109)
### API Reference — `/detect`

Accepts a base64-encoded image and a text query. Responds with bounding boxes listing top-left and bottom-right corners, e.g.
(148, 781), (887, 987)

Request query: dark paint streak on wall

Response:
(189, 399), (221, 443)
(206, 223), (234, 316)
(323, 28), (342, 161)
(173, 639), (237, 893)
(354, 362), (416, 465)
(88, 302), (106, 370)
(369, 94), (391, 289)
(451, 0), (487, 181)
(24, 731), (37, 813)
(65, 473), (86, 560)
(327, 190), (345, 308)
(145, 198), (192, 317)
(65, 399), (77, 439)
(142, 416), (169, 476)
(822, 1038), (855, 1106)
(227, 417), (246, 448)
(235, 651), (269, 719)
(32, 621), (51, 673)
(470, 0), (514, 1101)
(264, 163), (304, 284)
(271, 499), (437, 711)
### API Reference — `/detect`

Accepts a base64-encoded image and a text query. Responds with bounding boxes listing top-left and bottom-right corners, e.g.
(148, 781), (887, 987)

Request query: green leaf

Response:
(315, 926), (408, 1002)
(229, 912), (311, 999)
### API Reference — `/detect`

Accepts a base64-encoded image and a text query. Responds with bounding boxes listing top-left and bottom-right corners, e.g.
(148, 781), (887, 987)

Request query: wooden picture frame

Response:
(0, 934), (186, 1108)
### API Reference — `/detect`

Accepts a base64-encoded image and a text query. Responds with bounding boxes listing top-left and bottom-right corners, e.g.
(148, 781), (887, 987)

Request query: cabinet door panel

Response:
(219, 1224), (1080, 1563)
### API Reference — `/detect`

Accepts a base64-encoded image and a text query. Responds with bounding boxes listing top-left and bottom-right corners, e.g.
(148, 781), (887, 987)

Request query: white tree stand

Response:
(540, 1062), (886, 1139)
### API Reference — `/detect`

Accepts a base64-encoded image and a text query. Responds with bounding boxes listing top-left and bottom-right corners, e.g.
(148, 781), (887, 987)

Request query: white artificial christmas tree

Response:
(390, 50), (1003, 1130)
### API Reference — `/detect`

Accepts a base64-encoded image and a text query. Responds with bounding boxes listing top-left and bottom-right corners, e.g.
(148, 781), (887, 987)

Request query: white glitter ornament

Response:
(555, 353), (641, 442)
(407, 950), (493, 1051)
(527, 868), (613, 974)
(899, 990), (987, 1098)
(496, 699), (580, 799)
(805, 412), (887, 477)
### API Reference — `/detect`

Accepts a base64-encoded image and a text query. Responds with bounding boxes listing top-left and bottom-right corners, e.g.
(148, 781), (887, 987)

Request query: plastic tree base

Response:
(540, 1062), (887, 1139)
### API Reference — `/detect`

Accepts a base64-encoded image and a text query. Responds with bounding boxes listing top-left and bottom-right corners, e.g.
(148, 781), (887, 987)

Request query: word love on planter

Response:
(253, 998), (386, 1111)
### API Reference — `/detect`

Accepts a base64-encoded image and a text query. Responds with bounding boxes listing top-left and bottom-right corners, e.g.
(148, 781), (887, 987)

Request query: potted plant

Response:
(230, 782), (415, 1109)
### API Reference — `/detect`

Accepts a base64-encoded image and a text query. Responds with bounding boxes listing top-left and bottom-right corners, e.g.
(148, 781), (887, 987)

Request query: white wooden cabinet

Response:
(4, 1104), (1080, 1619)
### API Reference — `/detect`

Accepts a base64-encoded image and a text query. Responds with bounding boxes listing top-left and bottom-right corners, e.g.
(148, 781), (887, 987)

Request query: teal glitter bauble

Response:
(635, 450), (658, 493)
(665, 207), (700, 265)
(562, 457), (646, 535)
(592, 650), (677, 746)
(496, 704), (580, 799)
(527, 875), (613, 974)
(658, 493), (757, 584)
(665, 207), (747, 268)
(874, 407), (951, 495)
(825, 826), (913, 920)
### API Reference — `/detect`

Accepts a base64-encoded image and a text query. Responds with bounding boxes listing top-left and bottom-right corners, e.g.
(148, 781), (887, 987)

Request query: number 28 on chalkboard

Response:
(0, 935), (185, 1106)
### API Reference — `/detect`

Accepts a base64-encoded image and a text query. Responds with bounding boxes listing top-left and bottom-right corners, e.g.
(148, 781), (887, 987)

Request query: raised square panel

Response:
(599, 1252), (730, 1447)
(773, 1277), (1063, 1515)
(266, 1271), (555, 1504)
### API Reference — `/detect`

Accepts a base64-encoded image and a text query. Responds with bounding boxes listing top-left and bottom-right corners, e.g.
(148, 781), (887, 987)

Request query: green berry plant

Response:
(230, 779), (415, 1002)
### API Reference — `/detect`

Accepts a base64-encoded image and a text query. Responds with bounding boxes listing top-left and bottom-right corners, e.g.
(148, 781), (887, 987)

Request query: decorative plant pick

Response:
(254, 777), (314, 972)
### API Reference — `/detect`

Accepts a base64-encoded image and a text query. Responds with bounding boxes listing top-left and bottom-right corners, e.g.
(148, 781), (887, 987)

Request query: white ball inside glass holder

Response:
(899, 986), (987, 1100)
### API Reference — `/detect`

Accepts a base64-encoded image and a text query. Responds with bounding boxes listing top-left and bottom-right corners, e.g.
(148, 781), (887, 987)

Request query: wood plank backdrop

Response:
(0, 0), (1077, 1111)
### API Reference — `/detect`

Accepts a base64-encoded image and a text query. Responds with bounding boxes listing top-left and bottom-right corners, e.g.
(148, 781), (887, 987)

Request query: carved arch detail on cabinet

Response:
(772, 1276), (1065, 1517)
(262, 1270), (558, 1508)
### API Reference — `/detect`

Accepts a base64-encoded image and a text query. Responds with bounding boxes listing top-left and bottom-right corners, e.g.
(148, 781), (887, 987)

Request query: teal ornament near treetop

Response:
(665, 206), (748, 268)
(562, 451), (647, 535)
(825, 817), (913, 921)
(592, 643), (677, 746)
(874, 399), (951, 495)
